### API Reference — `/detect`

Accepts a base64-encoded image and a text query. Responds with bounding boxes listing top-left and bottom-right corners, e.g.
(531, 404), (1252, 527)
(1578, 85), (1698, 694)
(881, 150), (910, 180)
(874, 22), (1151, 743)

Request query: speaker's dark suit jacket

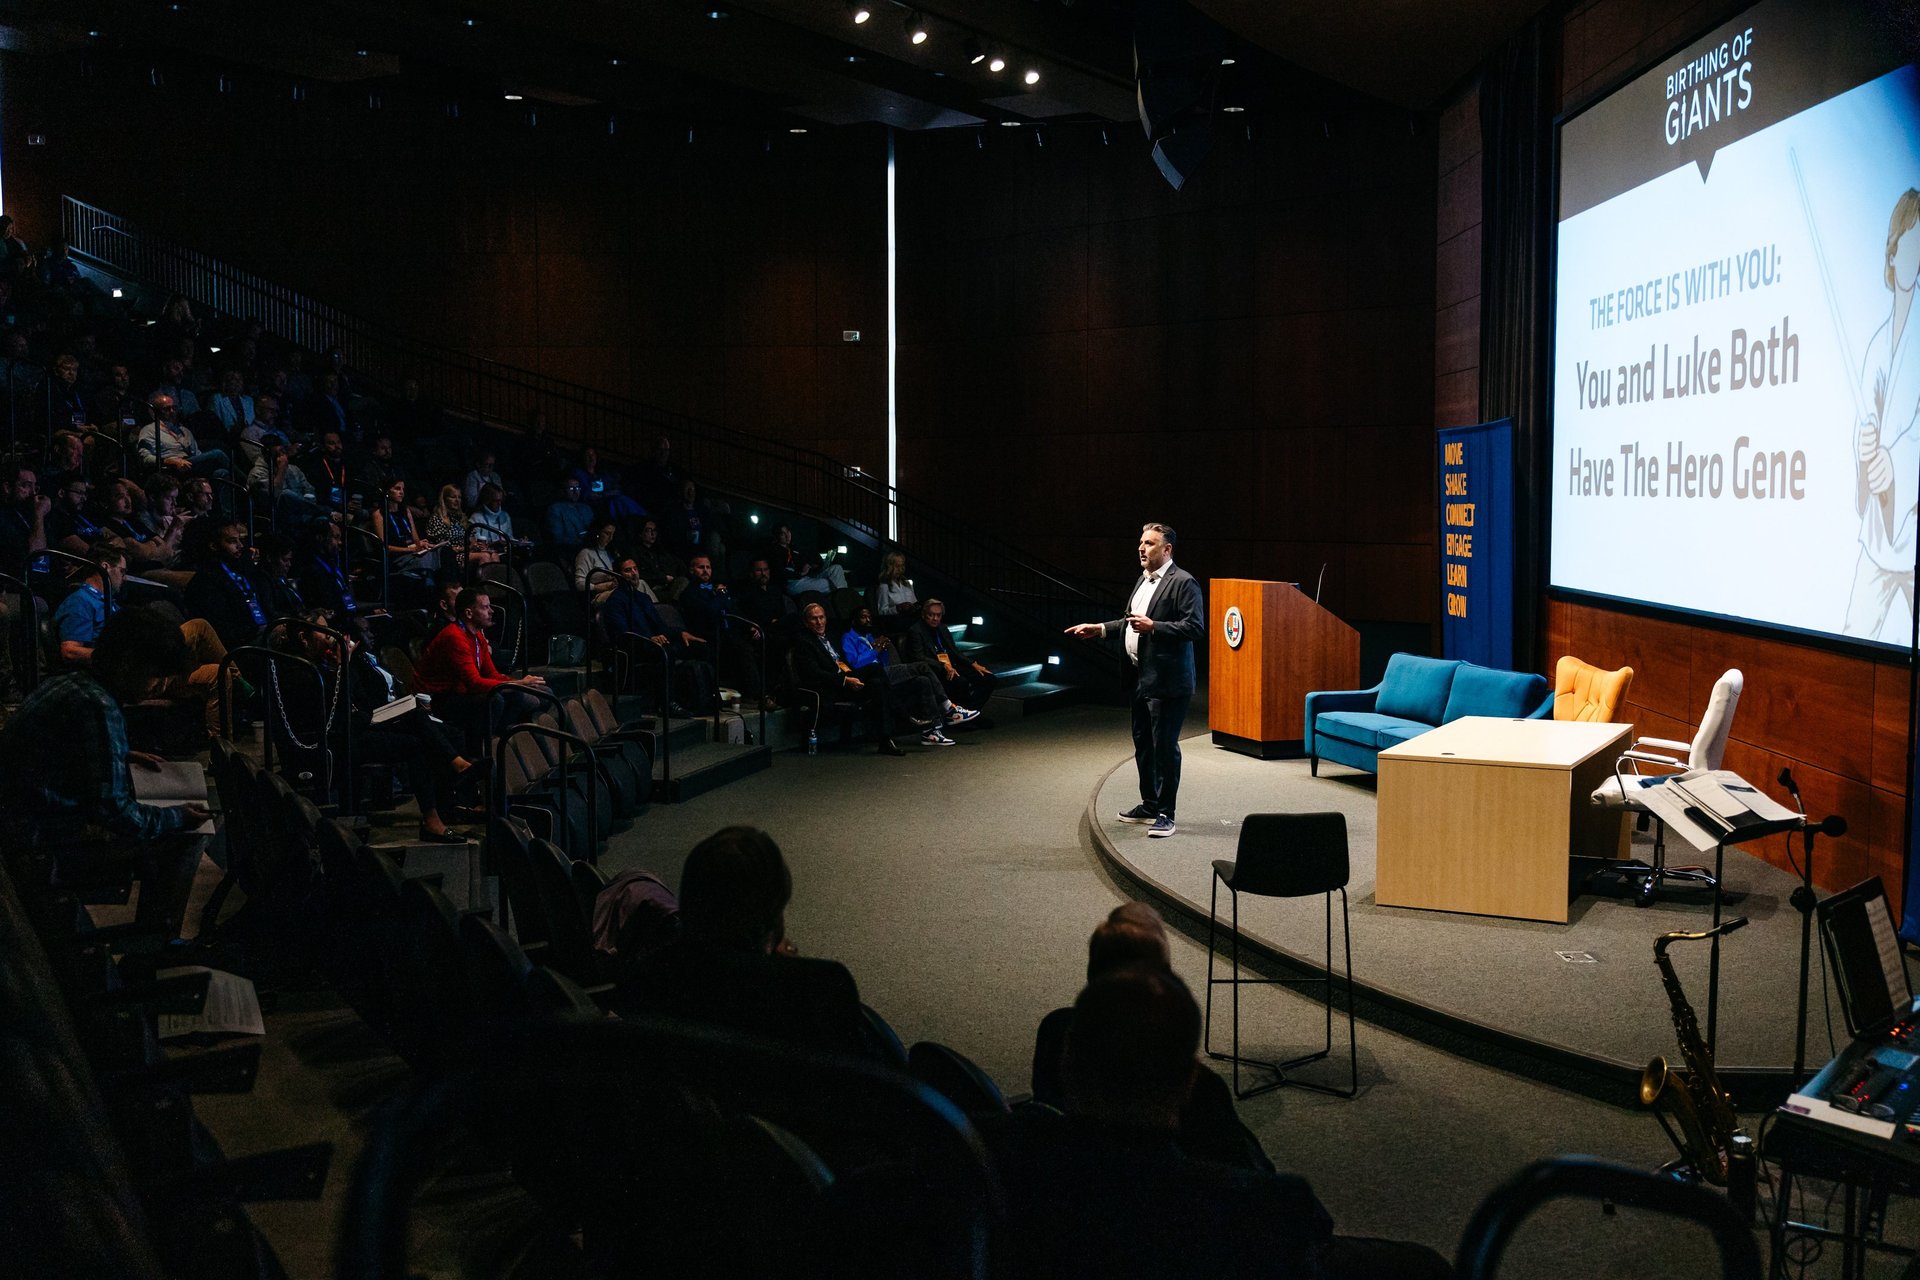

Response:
(1099, 564), (1204, 697)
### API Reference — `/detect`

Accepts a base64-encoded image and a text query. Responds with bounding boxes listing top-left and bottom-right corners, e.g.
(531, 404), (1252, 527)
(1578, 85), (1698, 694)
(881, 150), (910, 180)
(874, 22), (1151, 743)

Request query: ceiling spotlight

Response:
(999, 119), (1022, 127)
(845, 54), (862, 63)
(706, 9), (729, 18)
(608, 58), (621, 66)
(789, 127), (808, 133)
(503, 93), (522, 100)
(904, 10), (928, 44)
(1221, 105), (1245, 113)
(1220, 57), (1236, 66)
(462, 17), (476, 26)
(964, 38), (986, 65)
(848, 1), (871, 22)
(987, 54), (1006, 72)
(1023, 68), (1040, 85)
(354, 48), (369, 56)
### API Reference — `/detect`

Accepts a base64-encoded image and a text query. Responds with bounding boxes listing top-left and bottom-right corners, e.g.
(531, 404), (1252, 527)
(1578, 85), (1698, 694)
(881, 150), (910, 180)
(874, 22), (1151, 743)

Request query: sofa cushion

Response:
(1375, 722), (1432, 750)
(1373, 654), (1458, 727)
(1442, 663), (1549, 724)
(1315, 711), (1433, 751)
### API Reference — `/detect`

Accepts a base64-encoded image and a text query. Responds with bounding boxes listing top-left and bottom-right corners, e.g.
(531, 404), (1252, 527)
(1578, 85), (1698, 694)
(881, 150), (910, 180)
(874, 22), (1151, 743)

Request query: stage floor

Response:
(1090, 744), (1859, 1084)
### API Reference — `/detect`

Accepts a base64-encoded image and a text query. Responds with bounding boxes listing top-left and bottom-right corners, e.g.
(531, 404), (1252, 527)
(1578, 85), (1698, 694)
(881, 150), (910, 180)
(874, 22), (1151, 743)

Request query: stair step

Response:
(654, 741), (773, 802)
(991, 661), (1046, 684)
(987, 680), (1080, 718)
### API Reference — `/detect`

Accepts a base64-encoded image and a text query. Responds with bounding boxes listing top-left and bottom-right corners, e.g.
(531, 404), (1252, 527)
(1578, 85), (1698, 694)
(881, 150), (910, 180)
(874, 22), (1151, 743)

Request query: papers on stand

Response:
(131, 759), (215, 834)
(155, 966), (265, 1039)
(1625, 768), (1803, 852)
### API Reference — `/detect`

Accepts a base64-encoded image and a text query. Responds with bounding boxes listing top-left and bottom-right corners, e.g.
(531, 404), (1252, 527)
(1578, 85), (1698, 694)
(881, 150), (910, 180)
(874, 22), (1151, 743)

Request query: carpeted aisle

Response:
(597, 704), (1761, 1278)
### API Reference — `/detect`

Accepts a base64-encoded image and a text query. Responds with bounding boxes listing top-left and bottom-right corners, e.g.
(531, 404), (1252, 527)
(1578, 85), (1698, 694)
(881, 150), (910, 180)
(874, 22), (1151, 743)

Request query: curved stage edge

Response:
(1084, 746), (1809, 1107)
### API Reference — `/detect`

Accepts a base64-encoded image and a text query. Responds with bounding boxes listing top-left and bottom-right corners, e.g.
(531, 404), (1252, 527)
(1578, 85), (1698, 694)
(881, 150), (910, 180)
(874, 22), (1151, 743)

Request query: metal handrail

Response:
(217, 643), (325, 796)
(581, 568), (619, 689)
(62, 194), (1123, 669)
(262, 617), (359, 815)
(618, 629), (677, 786)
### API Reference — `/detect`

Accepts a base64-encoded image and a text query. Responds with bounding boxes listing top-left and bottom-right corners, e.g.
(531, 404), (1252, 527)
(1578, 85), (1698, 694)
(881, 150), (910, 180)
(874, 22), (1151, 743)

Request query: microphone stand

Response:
(1780, 767), (1848, 1086)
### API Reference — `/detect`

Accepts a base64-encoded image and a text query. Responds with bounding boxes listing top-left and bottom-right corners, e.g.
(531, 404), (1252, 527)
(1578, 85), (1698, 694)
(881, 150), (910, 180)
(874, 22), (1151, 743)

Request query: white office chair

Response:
(1589, 668), (1743, 907)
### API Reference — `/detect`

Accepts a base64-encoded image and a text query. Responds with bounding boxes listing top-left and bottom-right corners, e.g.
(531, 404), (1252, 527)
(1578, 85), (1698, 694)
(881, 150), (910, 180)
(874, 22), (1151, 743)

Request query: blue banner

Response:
(1438, 419), (1515, 670)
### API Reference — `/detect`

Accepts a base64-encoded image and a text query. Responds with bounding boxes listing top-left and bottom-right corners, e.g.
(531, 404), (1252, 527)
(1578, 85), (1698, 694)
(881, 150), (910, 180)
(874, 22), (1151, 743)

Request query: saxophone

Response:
(1640, 917), (1747, 1184)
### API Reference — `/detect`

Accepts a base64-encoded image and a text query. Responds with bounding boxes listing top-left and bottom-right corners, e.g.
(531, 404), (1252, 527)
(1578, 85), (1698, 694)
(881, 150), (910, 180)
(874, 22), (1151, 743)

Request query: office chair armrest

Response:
(1619, 748), (1685, 770)
(1633, 735), (1691, 753)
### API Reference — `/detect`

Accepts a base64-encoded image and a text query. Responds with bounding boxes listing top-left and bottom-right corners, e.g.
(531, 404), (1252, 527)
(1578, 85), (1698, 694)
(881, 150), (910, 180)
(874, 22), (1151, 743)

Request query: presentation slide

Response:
(1551, 0), (1920, 647)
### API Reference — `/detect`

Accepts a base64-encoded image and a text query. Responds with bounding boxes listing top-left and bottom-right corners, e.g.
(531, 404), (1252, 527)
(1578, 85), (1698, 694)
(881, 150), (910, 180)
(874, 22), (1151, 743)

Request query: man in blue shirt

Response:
(841, 605), (979, 746)
(56, 539), (232, 734)
(545, 480), (596, 555)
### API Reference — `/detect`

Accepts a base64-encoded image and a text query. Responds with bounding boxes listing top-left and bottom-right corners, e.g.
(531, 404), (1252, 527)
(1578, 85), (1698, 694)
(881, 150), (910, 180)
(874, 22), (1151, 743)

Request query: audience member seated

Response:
(990, 965), (1451, 1280)
(467, 482), (520, 553)
(91, 362), (143, 434)
(98, 478), (188, 584)
(179, 475), (216, 521)
(615, 825), (896, 1061)
(903, 597), (999, 713)
(296, 518), (370, 632)
(545, 478), (596, 556)
(732, 555), (795, 698)
(206, 368), (255, 439)
(252, 429), (325, 527)
(45, 474), (102, 553)
(1031, 904), (1270, 1172)
(150, 356), (202, 421)
(258, 533), (308, 616)
(771, 523), (848, 595)
(277, 612), (479, 843)
(428, 483), (497, 578)
(38, 429), (89, 494)
(462, 448), (504, 510)
(791, 601), (907, 756)
(633, 433), (681, 513)
(841, 605), (978, 746)
(601, 556), (718, 713)
(182, 518), (271, 651)
(629, 516), (685, 600)
(575, 518), (620, 602)
(0, 460), (48, 579)
(134, 392), (231, 480)
(371, 478), (436, 603)
(410, 585), (548, 739)
(298, 369), (357, 442)
(54, 540), (230, 734)
(662, 478), (723, 563)
(678, 552), (775, 707)
(873, 550), (919, 620)
(48, 354), (93, 430)
(310, 429), (350, 510)
(0, 607), (211, 938)
(570, 446), (641, 518)
(356, 433), (403, 496)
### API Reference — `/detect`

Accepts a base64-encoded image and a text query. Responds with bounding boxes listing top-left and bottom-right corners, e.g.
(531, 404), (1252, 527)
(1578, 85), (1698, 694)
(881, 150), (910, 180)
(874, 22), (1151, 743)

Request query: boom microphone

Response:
(1314, 563), (1327, 604)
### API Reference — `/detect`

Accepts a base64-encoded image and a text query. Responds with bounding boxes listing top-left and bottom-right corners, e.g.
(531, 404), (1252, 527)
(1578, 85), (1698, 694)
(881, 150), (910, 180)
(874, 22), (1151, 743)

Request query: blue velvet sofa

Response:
(1304, 653), (1552, 776)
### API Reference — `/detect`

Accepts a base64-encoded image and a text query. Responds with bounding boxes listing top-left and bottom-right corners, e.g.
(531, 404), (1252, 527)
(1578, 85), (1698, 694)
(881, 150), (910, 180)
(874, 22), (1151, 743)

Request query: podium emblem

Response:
(1223, 605), (1245, 650)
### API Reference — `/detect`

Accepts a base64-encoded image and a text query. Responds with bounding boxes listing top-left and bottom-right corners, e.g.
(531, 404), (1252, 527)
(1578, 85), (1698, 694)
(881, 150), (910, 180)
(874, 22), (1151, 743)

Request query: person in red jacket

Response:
(412, 585), (547, 739)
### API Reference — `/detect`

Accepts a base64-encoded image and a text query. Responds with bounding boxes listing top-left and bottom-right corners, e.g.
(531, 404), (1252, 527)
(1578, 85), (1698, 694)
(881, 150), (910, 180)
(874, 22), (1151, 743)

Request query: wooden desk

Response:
(1375, 717), (1631, 924)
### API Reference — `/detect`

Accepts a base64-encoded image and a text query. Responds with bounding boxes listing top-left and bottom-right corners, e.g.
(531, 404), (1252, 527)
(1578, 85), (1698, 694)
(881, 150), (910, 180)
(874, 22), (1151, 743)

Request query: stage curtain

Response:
(1478, 15), (1558, 671)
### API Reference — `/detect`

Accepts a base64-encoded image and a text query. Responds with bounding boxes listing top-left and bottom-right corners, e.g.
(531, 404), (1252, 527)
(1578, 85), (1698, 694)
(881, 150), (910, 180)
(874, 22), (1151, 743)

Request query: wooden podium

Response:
(1208, 579), (1360, 759)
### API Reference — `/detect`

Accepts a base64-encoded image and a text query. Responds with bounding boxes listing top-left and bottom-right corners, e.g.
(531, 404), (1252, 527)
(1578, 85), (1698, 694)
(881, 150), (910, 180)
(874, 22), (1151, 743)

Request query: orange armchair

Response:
(1552, 656), (1634, 723)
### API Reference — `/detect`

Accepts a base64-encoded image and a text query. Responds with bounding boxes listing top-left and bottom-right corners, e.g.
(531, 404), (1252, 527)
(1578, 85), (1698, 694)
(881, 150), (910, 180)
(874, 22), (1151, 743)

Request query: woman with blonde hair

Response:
(428, 482), (498, 573)
(874, 549), (919, 618)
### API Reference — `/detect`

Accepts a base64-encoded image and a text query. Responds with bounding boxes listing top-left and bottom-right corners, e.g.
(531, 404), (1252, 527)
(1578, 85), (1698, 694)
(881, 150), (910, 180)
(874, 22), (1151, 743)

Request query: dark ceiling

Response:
(0, 0), (1552, 133)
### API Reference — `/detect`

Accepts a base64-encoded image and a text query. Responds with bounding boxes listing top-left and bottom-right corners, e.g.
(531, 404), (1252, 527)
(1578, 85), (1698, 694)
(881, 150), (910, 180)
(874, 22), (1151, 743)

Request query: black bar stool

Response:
(1204, 811), (1357, 1099)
